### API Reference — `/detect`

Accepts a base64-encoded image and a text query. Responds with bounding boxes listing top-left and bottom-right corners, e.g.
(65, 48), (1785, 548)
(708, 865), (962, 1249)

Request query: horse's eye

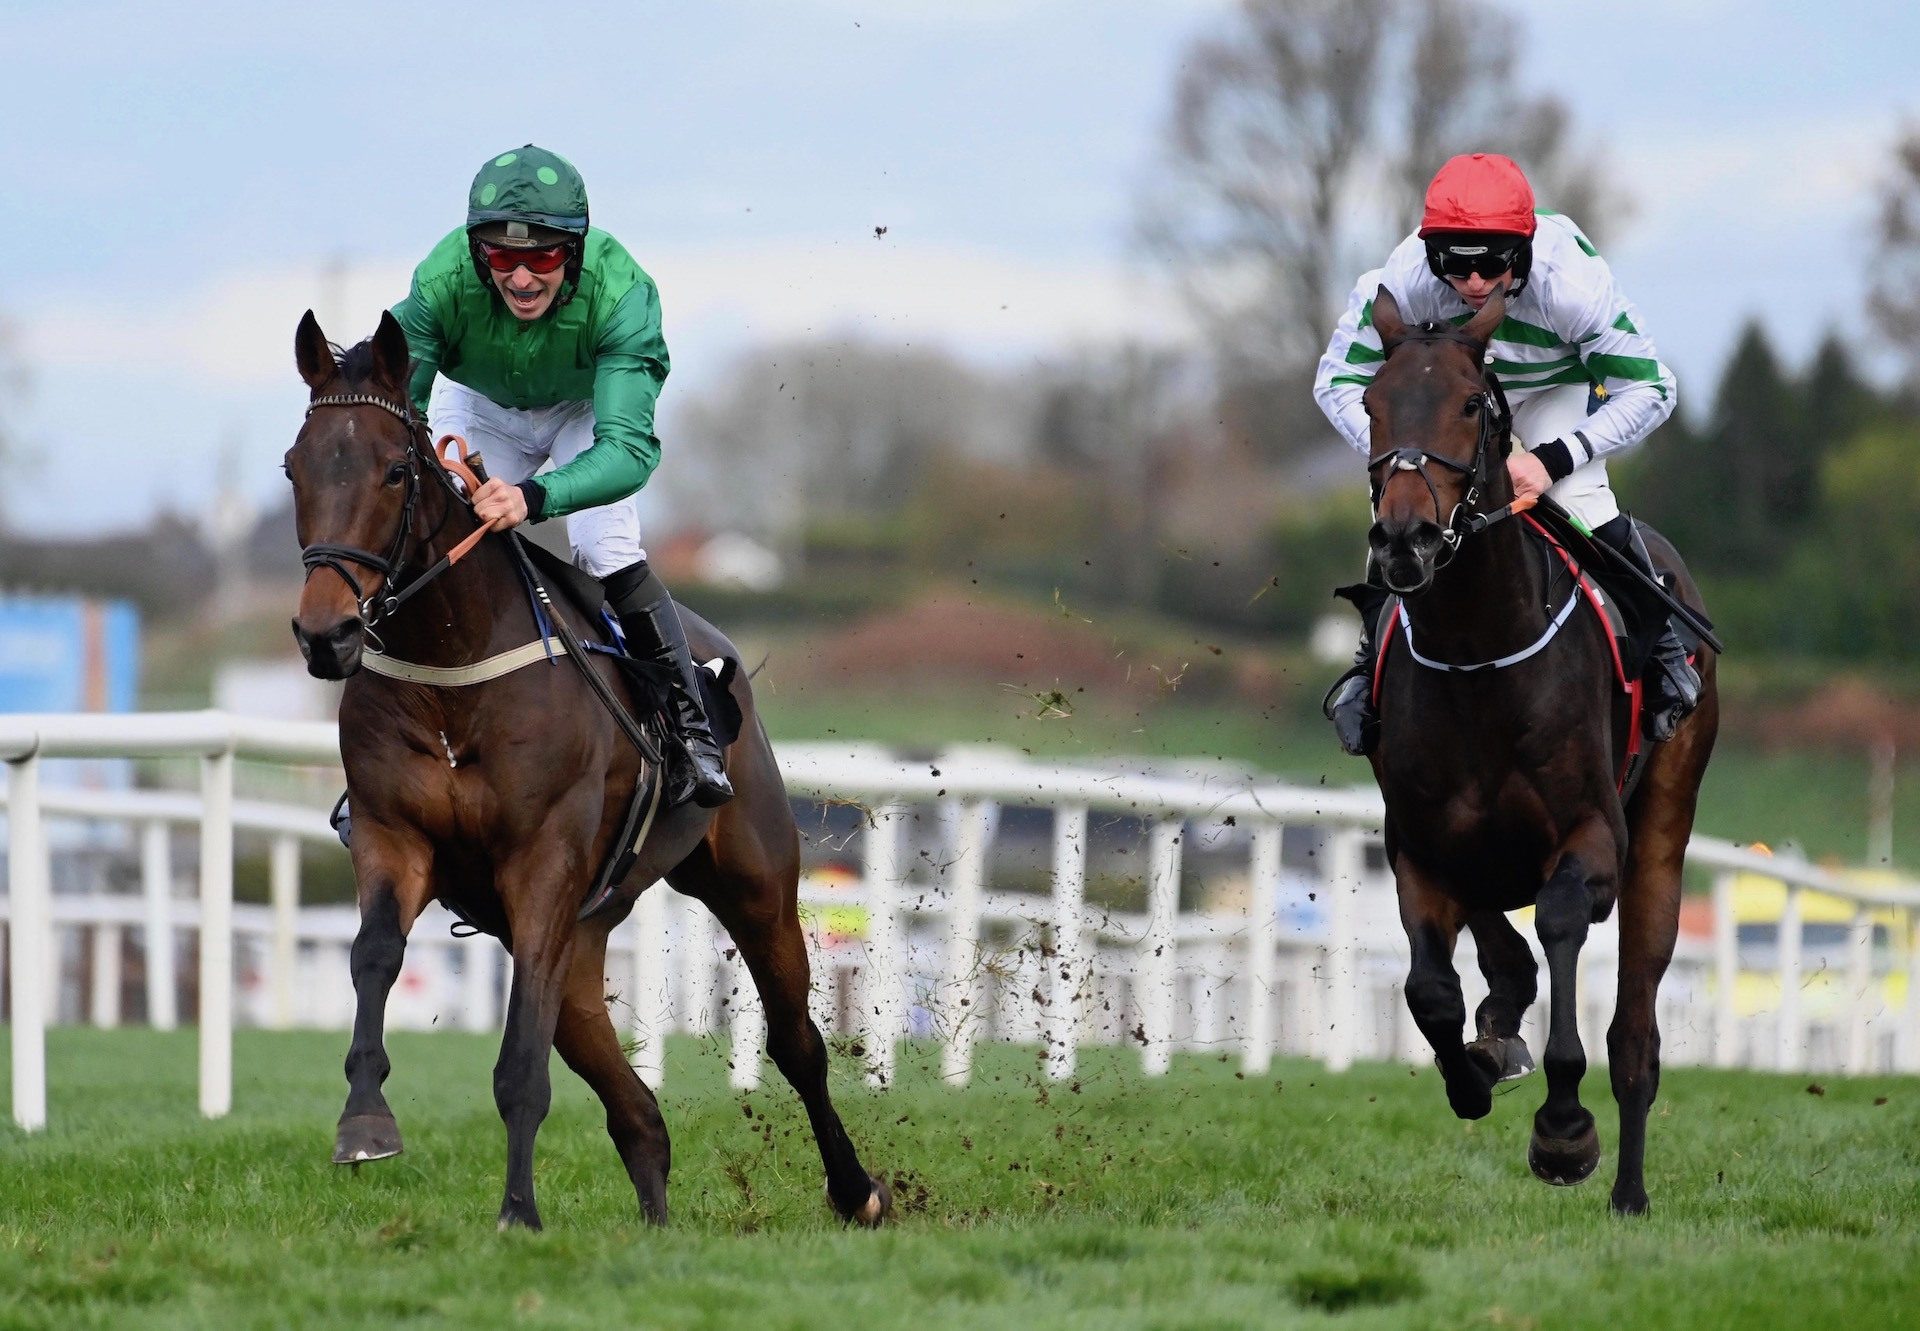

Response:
(385, 461), (410, 487)
(1464, 397), (1482, 416)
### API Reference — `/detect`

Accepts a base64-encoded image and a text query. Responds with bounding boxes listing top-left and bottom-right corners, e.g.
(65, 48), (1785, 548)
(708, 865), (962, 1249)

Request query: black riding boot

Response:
(1594, 515), (1701, 744)
(604, 561), (734, 809)
(1322, 579), (1391, 757)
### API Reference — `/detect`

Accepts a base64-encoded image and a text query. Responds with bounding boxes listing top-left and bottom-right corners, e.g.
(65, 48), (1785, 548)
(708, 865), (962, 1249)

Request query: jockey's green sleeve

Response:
(391, 227), (670, 519)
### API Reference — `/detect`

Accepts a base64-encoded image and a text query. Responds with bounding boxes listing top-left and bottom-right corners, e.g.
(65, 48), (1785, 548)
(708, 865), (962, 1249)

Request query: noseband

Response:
(1365, 325), (1514, 556)
(298, 392), (431, 627)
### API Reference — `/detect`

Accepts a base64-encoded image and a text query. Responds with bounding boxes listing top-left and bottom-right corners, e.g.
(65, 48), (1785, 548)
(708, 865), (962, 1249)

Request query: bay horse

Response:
(286, 310), (890, 1230)
(1360, 287), (1717, 1215)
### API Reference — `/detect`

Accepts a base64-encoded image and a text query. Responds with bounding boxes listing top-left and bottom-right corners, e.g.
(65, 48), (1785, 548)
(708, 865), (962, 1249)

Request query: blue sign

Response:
(0, 598), (140, 714)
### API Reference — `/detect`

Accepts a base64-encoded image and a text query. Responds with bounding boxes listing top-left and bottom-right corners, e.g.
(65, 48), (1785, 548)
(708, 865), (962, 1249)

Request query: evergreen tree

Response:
(1800, 332), (1880, 453)
(1699, 322), (1801, 572)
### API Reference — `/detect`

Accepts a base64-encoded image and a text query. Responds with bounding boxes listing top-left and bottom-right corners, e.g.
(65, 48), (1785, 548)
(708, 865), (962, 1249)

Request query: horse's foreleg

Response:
(1528, 840), (1615, 1186)
(492, 871), (577, 1231)
(1464, 909), (1537, 1084)
(553, 929), (672, 1224)
(1396, 867), (1490, 1119)
(335, 827), (432, 1165)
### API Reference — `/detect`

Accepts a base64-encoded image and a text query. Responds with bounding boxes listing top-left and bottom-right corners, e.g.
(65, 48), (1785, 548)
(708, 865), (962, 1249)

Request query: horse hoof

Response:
(827, 1175), (893, 1227)
(1438, 1058), (1494, 1120)
(853, 1176), (893, 1228)
(1611, 1186), (1650, 1217)
(332, 1113), (403, 1165)
(1528, 1123), (1601, 1186)
(1465, 1035), (1534, 1084)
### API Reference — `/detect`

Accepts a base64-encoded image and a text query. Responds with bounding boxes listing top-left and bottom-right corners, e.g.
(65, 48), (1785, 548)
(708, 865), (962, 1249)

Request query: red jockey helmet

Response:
(1419, 153), (1537, 238)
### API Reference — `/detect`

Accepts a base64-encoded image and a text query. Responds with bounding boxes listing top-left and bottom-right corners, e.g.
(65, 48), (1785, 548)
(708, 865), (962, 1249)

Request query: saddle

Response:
(435, 540), (746, 932)
(518, 539), (744, 747)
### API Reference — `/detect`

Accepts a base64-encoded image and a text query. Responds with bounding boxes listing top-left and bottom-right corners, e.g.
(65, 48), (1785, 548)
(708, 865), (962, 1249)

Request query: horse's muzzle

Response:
(1370, 518), (1445, 596)
(292, 615), (366, 680)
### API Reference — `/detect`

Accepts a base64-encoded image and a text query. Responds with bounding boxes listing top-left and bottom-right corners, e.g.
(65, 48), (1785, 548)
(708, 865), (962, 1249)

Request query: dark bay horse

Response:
(286, 310), (890, 1230)
(1361, 288), (1717, 1215)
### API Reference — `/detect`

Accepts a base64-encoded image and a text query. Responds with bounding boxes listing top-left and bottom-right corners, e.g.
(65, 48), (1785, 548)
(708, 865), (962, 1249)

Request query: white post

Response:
(940, 800), (991, 1085)
(1775, 884), (1803, 1074)
(1243, 824), (1283, 1076)
(1322, 830), (1364, 1073)
(460, 938), (496, 1032)
(1140, 818), (1183, 1076)
(268, 833), (300, 1030)
(199, 749), (234, 1119)
(91, 923), (123, 1029)
(142, 819), (177, 1030)
(862, 801), (905, 1089)
(1712, 870), (1739, 1068)
(8, 755), (50, 1131)
(728, 939), (764, 1091)
(680, 894), (717, 1035)
(1046, 804), (1088, 1081)
(1845, 904), (1874, 1075)
(1903, 909), (1920, 1074)
(629, 884), (671, 1090)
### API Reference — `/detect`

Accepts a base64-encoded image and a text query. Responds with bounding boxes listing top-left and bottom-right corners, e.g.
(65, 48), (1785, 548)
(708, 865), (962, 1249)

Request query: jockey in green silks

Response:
(391, 145), (731, 808)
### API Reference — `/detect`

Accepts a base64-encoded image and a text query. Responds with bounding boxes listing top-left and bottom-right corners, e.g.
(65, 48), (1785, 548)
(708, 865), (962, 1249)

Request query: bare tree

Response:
(655, 338), (1023, 560)
(1869, 126), (1920, 401)
(1032, 345), (1194, 603)
(1139, 0), (1625, 456)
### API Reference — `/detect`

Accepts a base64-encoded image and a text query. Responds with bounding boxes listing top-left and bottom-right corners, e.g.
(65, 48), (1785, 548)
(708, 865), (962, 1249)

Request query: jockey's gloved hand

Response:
(1527, 438), (1577, 484)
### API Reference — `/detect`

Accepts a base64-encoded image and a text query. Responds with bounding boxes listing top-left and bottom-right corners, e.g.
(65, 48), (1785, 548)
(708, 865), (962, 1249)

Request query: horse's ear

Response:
(1371, 285), (1407, 349)
(1462, 291), (1506, 346)
(295, 310), (335, 392)
(370, 310), (412, 391)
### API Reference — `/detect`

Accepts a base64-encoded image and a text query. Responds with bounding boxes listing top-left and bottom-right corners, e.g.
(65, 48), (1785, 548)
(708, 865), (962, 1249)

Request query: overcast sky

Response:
(7, 0), (1914, 535)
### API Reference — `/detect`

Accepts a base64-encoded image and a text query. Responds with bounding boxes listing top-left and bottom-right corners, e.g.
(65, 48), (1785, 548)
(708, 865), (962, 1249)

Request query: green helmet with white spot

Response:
(466, 145), (589, 241)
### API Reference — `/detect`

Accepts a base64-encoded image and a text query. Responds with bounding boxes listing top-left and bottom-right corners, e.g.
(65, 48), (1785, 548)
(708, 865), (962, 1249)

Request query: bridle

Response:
(297, 392), (462, 628)
(1364, 324), (1515, 560)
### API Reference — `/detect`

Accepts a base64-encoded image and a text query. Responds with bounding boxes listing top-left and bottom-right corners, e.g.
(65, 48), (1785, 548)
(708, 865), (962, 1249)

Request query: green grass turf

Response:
(1, 1029), (1915, 1328)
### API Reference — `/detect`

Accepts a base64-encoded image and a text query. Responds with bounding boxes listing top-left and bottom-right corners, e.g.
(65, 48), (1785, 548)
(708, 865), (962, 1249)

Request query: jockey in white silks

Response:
(1312, 151), (1701, 757)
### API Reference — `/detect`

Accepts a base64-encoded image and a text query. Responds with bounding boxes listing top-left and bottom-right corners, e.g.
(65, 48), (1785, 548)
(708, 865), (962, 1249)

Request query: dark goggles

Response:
(478, 241), (573, 275)
(1427, 240), (1523, 281)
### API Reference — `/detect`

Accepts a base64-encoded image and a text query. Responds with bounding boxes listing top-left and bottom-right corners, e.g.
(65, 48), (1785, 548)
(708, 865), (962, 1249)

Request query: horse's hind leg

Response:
(1610, 703), (1714, 1215)
(1396, 864), (1494, 1120)
(1528, 832), (1618, 1187)
(1464, 910), (1537, 1084)
(334, 824), (433, 1164)
(553, 928), (672, 1224)
(669, 733), (890, 1225)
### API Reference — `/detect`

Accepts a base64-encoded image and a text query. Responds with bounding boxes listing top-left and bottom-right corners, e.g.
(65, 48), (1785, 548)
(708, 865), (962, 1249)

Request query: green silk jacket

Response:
(392, 226), (670, 519)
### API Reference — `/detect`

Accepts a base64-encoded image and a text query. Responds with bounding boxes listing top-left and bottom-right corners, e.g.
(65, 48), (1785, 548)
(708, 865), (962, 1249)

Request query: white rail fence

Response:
(3, 711), (1918, 1131)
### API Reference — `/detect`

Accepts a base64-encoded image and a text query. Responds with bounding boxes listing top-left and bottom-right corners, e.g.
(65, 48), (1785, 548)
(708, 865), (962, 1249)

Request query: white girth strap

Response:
(1398, 590), (1582, 674)
(361, 639), (567, 687)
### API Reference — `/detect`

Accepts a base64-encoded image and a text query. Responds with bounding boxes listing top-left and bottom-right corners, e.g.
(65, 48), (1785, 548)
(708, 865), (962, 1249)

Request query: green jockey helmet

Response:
(464, 145), (590, 304)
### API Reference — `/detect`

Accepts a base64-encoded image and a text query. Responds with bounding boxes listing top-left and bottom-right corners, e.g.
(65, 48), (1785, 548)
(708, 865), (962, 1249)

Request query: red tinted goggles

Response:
(478, 241), (572, 274)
